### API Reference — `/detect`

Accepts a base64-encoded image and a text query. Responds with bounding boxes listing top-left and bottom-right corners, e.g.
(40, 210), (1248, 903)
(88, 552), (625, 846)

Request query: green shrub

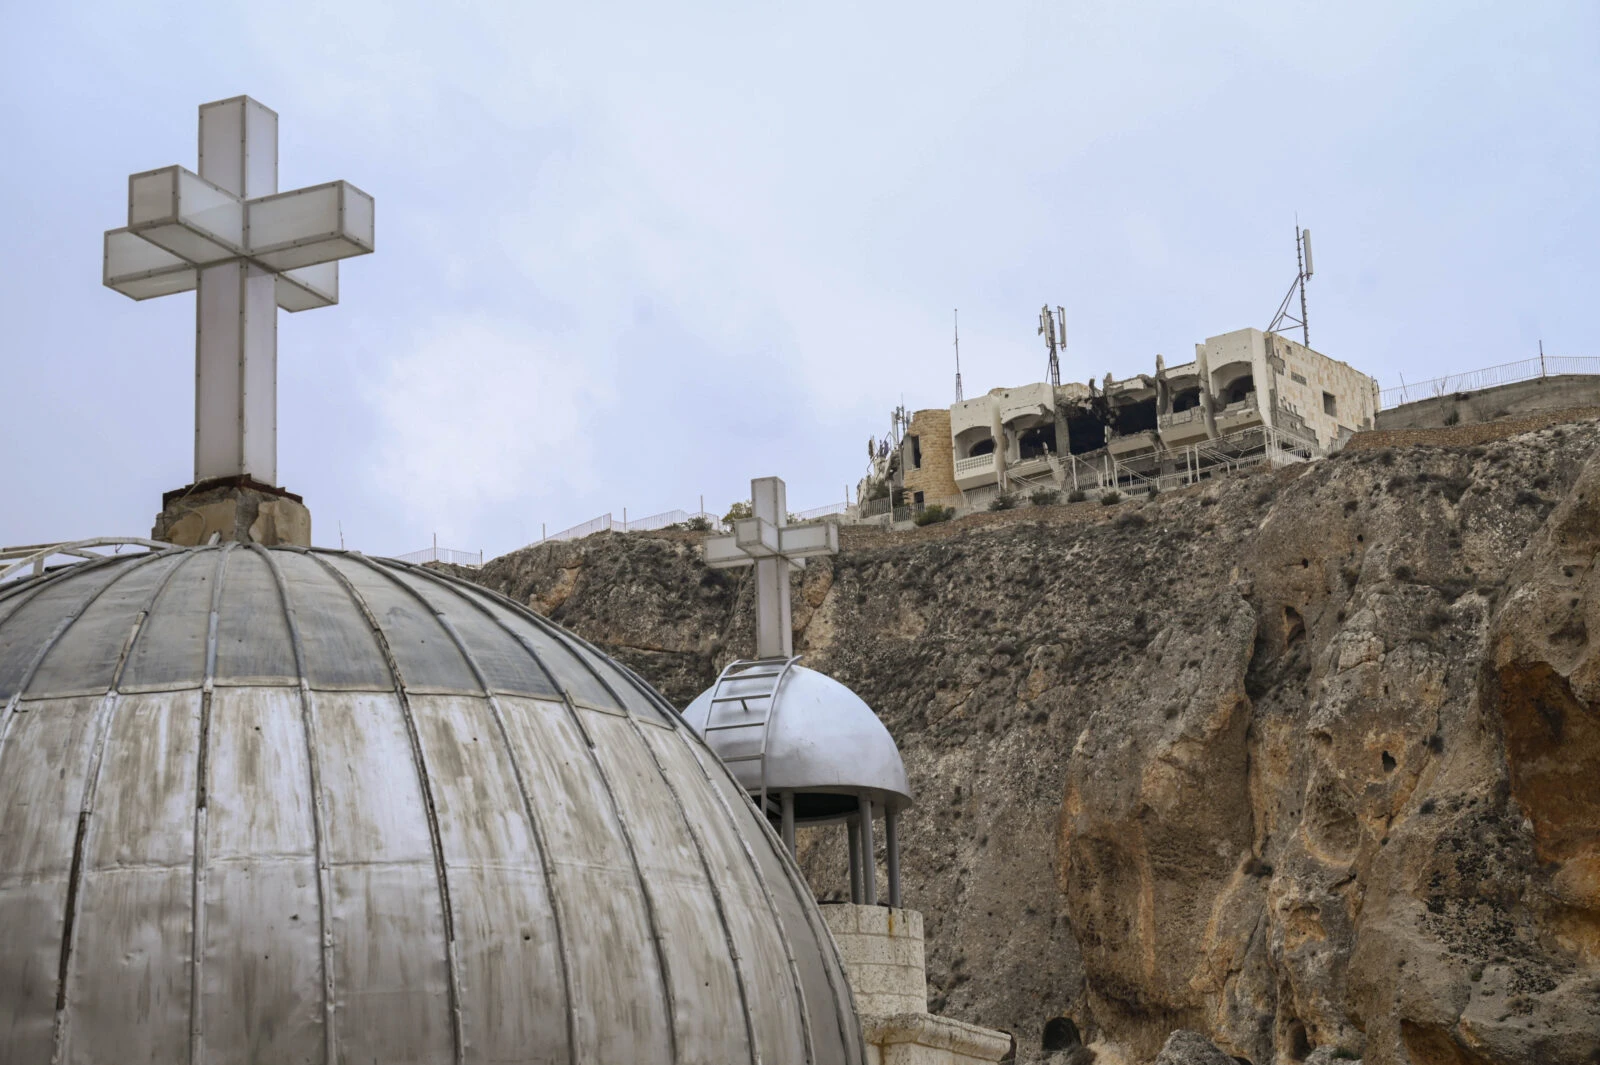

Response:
(722, 500), (752, 524)
(913, 504), (956, 526)
(1100, 490), (1122, 506)
(1443, 407), (1461, 426)
(1066, 489), (1087, 503)
(988, 493), (1017, 512)
(1029, 488), (1060, 506)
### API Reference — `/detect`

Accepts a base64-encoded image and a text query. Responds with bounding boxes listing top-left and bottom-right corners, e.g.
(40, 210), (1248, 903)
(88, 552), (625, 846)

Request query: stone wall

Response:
(823, 904), (1012, 1065)
(902, 408), (963, 510)
(823, 904), (929, 1016)
(1263, 330), (1378, 441)
(1375, 374), (1600, 431)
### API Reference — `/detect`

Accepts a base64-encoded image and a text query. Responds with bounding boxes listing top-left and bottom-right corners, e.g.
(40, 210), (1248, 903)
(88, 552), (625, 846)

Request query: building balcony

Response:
(953, 453), (999, 490)
(1157, 406), (1211, 447)
(1216, 401), (1264, 435)
(1006, 455), (1053, 482)
(1106, 431), (1160, 458)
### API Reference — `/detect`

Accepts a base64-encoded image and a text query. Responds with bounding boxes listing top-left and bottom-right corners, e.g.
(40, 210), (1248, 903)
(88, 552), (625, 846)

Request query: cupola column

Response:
(859, 797), (878, 906)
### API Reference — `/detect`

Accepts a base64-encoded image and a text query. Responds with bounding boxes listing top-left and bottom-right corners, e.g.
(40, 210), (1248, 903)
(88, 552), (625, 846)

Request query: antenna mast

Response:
(953, 308), (964, 402)
(1038, 304), (1065, 387)
(1268, 222), (1314, 347)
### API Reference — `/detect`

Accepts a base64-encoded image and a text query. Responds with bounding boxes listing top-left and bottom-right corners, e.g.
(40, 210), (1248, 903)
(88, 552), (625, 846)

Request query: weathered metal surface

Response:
(0, 546), (864, 1064)
(683, 664), (914, 819)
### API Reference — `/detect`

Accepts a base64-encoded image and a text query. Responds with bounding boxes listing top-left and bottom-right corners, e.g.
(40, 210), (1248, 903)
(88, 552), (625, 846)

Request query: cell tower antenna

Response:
(1038, 303), (1065, 387)
(1267, 220), (1313, 347)
(954, 308), (964, 402)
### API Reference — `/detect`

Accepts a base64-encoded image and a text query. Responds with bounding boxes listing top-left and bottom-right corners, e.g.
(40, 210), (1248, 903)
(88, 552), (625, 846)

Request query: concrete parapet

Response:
(863, 1013), (1014, 1065)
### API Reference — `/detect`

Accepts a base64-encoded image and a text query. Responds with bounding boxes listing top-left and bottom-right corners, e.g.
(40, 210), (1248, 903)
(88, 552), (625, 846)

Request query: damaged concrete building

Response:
(859, 327), (1378, 517)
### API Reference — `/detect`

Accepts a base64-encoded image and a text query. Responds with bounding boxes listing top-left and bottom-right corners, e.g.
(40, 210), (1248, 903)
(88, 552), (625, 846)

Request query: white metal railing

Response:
(1379, 355), (1600, 407)
(792, 501), (848, 521)
(1054, 423), (1319, 497)
(617, 508), (715, 533)
(395, 545), (484, 567)
(538, 508), (726, 545)
(954, 453), (996, 476)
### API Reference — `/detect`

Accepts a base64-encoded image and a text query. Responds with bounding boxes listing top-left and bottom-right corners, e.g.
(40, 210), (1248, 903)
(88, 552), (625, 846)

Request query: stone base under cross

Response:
(822, 904), (1012, 1065)
(152, 477), (310, 547)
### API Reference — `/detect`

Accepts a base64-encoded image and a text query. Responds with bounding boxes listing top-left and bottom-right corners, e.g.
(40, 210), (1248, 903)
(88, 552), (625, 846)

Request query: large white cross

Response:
(704, 477), (840, 658)
(103, 96), (374, 488)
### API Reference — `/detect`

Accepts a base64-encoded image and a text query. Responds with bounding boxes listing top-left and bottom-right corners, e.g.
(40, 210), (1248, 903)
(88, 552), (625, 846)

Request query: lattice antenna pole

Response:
(954, 308), (964, 403)
(1267, 219), (1312, 344)
(1049, 302), (1062, 385)
(1296, 224), (1311, 348)
(1039, 304), (1062, 388)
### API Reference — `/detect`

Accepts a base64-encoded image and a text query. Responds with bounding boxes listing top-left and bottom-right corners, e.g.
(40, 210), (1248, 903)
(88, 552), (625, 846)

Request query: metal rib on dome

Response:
(0, 545), (864, 1065)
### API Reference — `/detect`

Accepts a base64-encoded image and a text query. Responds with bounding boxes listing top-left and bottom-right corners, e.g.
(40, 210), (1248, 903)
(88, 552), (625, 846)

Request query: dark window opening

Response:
(1018, 423), (1057, 459)
(967, 437), (995, 458)
(912, 490), (925, 510)
(1114, 397), (1158, 434)
(1065, 412), (1110, 455)
(909, 434), (922, 469)
(1322, 391), (1337, 417)
(1172, 387), (1201, 413)
(1219, 374), (1256, 405)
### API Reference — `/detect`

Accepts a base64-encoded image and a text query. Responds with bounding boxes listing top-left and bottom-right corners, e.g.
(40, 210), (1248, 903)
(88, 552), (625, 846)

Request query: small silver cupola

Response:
(683, 476), (914, 907)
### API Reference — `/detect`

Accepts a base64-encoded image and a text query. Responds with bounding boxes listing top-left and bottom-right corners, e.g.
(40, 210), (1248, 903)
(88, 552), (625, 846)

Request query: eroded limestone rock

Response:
(457, 417), (1600, 1065)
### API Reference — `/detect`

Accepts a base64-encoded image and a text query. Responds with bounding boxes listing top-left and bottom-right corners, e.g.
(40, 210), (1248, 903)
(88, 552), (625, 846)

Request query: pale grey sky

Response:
(3, 1), (1595, 558)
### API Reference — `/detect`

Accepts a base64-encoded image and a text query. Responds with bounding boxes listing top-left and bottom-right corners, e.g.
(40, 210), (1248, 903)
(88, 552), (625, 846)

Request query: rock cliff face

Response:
(457, 416), (1600, 1065)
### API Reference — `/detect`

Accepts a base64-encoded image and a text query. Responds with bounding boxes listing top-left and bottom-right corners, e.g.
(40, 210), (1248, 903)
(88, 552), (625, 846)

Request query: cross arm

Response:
(246, 181), (374, 271)
(104, 227), (196, 300)
(108, 169), (370, 311)
(125, 166), (374, 272)
(106, 225), (339, 311)
(702, 520), (840, 569)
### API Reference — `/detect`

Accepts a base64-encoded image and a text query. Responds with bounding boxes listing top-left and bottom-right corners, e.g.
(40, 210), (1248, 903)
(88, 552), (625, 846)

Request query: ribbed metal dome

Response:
(683, 664), (913, 824)
(0, 544), (864, 1064)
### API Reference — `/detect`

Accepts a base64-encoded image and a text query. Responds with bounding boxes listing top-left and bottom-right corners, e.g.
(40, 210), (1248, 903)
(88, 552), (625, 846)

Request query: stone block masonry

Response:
(823, 904), (929, 1015)
(822, 904), (1010, 1065)
(901, 409), (963, 510)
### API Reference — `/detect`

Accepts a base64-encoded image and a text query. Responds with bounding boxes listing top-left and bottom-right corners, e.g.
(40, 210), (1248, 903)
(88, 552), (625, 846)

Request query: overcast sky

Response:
(3, 2), (1595, 559)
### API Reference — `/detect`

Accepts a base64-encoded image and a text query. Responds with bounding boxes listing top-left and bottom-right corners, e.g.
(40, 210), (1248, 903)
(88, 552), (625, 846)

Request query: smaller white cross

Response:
(704, 477), (840, 658)
(103, 96), (374, 488)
